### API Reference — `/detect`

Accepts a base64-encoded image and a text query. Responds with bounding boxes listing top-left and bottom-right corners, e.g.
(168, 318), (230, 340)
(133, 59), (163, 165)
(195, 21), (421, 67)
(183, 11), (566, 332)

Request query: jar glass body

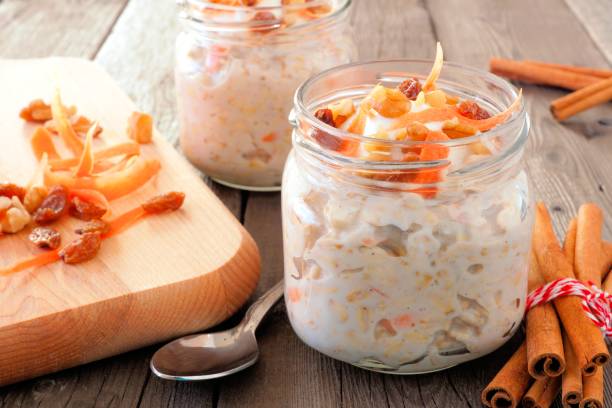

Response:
(282, 60), (532, 374)
(175, 1), (357, 190)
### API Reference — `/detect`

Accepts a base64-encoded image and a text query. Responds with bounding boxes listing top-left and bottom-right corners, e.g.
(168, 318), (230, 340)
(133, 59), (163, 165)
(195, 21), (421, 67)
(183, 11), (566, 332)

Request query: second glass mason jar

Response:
(175, 0), (357, 191)
(282, 60), (533, 373)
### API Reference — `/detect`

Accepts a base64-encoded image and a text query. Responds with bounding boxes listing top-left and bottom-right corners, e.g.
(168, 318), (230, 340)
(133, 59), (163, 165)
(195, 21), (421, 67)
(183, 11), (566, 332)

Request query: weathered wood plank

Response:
(565, 0), (612, 64)
(0, 0), (128, 58)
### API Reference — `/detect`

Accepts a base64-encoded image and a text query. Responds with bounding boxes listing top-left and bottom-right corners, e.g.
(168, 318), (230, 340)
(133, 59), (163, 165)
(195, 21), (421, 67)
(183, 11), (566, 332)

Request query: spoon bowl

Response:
(151, 280), (283, 381)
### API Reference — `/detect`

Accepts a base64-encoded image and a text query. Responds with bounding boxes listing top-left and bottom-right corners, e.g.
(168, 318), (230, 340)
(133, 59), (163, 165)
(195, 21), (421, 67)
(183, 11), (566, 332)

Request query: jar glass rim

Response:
(179, 0), (352, 33)
(293, 58), (527, 150)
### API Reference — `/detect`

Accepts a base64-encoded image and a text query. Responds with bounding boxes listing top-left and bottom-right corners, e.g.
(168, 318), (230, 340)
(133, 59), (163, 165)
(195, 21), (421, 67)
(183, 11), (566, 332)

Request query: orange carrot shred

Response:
(0, 250), (60, 276)
(103, 206), (147, 239)
(73, 123), (98, 177)
(49, 142), (140, 171)
(51, 90), (83, 156)
(31, 126), (60, 161)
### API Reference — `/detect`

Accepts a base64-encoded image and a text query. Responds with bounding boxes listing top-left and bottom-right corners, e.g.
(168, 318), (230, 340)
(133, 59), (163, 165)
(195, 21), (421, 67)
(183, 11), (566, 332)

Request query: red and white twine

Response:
(526, 278), (612, 337)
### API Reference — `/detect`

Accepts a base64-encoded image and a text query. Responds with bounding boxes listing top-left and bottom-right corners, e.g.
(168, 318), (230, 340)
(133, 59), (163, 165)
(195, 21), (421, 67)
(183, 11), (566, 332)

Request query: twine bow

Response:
(526, 278), (612, 337)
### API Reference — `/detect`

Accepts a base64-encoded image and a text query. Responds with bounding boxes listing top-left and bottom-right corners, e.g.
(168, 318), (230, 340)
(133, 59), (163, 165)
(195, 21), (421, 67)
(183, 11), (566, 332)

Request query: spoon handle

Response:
(240, 279), (284, 333)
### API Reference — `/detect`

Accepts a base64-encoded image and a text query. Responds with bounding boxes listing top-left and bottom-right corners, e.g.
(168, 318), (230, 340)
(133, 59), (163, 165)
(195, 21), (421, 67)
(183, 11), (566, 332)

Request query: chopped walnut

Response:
(0, 196), (31, 234)
(23, 185), (49, 214)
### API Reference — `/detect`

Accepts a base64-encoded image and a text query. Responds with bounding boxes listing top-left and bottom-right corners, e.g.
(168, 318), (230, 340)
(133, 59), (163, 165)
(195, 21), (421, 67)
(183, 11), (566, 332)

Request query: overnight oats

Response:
(282, 45), (533, 373)
(176, 0), (356, 190)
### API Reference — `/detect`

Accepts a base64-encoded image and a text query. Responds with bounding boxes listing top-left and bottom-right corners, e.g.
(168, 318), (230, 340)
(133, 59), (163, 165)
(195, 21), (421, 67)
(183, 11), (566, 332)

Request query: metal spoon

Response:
(150, 280), (284, 381)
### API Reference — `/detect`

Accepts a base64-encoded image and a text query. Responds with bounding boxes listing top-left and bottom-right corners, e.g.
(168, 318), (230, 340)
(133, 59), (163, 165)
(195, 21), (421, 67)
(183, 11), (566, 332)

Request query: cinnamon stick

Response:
(526, 251), (565, 378)
(563, 218), (578, 266)
(575, 204), (604, 287)
(490, 58), (601, 91)
(551, 76), (612, 121)
(580, 366), (604, 408)
(523, 376), (561, 408)
(562, 333), (582, 408)
(481, 342), (532, 408)
(532, 203), (609, 374)
(524, 61), (612, 79)
(602, 240), (612, 283)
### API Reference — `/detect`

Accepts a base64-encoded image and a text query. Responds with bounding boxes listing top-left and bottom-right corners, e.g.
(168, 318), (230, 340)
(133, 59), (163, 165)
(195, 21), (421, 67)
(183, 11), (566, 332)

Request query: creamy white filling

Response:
(282, 151), (531, 372)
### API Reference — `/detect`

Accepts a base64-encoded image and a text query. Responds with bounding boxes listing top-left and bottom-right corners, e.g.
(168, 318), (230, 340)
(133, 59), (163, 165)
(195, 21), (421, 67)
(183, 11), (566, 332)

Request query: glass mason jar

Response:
(175, 0), (357, 191)
(282, 60), (533, 374)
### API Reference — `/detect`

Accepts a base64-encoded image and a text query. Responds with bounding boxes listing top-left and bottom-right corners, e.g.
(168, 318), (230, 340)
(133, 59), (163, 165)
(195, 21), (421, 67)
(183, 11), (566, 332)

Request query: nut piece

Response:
(59, 233), (102, 264)
(29, 227), (62, 250)
(34, 185), (69, 224)
(75, 219), (110, 235)
(23, 185), (49, 214)
(0, 197), (31, 234)
(127, 111), (153, 144)
(70, 196), (107, 221)
(142, 192), (186, 214)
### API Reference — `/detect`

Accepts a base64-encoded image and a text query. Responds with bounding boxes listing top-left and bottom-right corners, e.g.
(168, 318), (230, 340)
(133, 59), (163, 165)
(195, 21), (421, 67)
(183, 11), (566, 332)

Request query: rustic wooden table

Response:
(1, 0), (611, 406)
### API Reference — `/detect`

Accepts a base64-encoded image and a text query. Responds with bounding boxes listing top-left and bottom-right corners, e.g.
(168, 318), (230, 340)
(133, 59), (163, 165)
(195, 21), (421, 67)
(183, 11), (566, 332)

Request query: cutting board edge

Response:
(0, 226), (261, 386)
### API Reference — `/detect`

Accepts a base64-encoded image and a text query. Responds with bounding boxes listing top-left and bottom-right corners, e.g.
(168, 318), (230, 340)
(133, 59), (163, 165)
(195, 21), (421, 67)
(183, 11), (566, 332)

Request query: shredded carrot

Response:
(392, 313), (413, 328)
(393, 108), (457, 129)
(287, 287), (302, 303)
(423, 42), (444, 92)
(261, 132), (277, 143)
(51, 90), (83, 156)
(73, 123), (97, 177)
(413, 132), (450, 198)
(49, 142), (140, 171)
(31, 126), (60, 160)
(0, 250), (60, 276)
(103, 206), (147, 239)
(456, 90), (523, 131)
(45, 157), (161, 200)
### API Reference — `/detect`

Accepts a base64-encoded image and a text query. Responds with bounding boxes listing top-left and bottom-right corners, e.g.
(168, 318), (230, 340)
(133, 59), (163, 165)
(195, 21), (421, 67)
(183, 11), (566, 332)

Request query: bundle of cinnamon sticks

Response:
(490, 58), (612, 121)
(482, 202), (612, 408)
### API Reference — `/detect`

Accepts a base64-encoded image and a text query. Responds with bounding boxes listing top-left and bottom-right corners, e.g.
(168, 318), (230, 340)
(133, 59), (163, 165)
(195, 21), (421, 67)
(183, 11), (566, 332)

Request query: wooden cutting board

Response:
(0, 58), (261, 386)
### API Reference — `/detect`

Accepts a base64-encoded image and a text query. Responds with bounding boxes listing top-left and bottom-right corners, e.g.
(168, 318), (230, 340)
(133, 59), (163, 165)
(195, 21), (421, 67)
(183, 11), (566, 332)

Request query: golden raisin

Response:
(75, 219), (111, 235)
(398, 78), (422, 100)
(142, 192), (186, 214)
(70, 196), (107, 221)
(0, 183), (27, 202)
(456, 100), (491, 120)
(34, 185), (69, 224)
(19, 99), (52, 122)
(312, 108), (346, 151)
(59, 233), (102, 264)
(29, 227), (61, 250)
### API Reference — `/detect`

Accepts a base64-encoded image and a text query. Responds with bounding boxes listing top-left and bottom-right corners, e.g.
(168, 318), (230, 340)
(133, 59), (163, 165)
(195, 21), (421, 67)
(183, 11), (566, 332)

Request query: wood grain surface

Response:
(0, 59), (260, 387)
(1, 0), (611, 406)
